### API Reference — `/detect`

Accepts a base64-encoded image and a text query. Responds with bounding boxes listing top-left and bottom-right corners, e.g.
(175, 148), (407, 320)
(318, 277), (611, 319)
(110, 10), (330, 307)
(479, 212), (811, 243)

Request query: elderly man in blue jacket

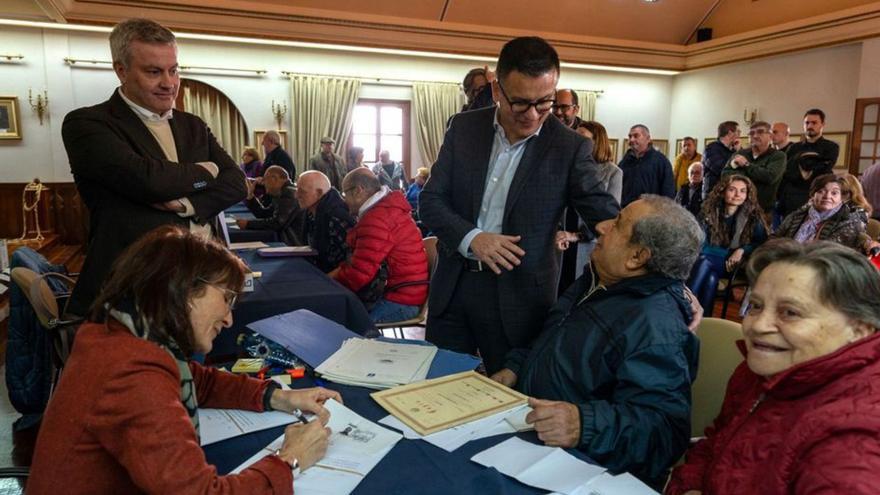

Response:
(491, 194), (703, 489)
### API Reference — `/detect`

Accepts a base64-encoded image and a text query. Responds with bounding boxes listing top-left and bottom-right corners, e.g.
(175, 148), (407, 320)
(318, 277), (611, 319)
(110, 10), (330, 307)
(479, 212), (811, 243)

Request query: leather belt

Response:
(463, 258), (488, 272)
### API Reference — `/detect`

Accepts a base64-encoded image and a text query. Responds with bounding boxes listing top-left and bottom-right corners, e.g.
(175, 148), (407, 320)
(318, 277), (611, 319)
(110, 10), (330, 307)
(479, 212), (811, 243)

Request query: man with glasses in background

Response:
(552, 89), (581, 129)
(722, 120), (787, 220)
(420, 36), (619, 374)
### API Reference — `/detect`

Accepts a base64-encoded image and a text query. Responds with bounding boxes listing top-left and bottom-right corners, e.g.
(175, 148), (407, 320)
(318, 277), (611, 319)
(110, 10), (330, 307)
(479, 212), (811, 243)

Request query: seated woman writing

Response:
(774, 173), (866, 251)
(666, 239), (880, 494)
(29, 225), (339, 495)
(699, 174), (768, 280)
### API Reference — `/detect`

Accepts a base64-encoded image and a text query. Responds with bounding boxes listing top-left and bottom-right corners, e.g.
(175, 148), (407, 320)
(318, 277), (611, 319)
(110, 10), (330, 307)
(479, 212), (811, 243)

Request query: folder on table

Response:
(246, 310), (481, 379)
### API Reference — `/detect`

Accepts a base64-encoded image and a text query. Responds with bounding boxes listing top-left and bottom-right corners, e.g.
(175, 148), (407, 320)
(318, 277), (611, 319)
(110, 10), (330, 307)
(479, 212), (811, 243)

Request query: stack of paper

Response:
(233, 399), (402, 495)
(316, 338), (436, 389)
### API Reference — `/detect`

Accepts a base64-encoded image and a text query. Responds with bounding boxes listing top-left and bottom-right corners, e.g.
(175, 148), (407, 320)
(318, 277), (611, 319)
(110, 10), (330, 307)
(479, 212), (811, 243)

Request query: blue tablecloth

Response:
(208, 250), (373, 358)
(204, 378), (572, 494)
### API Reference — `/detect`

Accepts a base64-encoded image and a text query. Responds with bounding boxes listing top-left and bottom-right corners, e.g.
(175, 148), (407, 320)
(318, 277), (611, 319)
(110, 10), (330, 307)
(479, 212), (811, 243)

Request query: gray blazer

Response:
(419, 107), (620, 347)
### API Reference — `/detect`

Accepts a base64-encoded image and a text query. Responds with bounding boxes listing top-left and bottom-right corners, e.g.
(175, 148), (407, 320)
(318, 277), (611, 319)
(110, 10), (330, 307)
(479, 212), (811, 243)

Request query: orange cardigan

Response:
(29, 320), (293, 494)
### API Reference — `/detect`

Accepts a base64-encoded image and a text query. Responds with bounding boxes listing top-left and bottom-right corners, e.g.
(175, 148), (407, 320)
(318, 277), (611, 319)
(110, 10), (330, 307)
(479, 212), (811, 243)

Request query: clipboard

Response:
(371, 371), (528, 436)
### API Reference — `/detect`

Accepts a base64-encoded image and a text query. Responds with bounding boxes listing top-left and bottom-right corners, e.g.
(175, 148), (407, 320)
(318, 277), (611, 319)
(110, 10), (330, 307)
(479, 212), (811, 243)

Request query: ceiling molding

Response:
(26, 0), (880, 72)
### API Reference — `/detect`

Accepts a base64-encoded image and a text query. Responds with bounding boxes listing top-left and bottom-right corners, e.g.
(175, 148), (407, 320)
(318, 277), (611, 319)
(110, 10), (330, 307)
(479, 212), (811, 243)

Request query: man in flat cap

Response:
(308, 136), (346, 190)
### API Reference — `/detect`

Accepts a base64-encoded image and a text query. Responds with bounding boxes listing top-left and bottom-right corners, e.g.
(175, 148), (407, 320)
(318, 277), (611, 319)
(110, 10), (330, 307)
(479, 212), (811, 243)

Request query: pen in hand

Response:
(293, 409), (310, 424)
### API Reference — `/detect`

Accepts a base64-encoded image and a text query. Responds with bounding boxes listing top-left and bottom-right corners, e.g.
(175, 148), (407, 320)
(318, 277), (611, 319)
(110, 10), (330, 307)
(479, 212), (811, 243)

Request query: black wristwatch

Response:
(274, 450), (301, 478)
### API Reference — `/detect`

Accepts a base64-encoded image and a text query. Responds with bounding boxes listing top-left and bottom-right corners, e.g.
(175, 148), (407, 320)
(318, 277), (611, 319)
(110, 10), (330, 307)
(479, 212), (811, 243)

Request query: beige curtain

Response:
(290, 75), (361, 173)
(576, 90), (599, 122)
(412, 82), (464, 168)
(181, 79), (248, 161)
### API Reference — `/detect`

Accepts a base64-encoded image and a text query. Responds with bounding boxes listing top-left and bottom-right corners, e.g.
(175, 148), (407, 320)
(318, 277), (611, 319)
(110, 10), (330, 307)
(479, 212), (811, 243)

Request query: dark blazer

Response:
(245, 183), (304, 246)
(419, 107), (620, 347)
(263, 146), (296, 179)
(63, 90), (246, 315)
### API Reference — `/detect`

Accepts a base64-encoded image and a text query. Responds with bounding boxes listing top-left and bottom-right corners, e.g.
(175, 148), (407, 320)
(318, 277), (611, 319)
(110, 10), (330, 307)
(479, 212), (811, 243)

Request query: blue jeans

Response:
(369, 298), (420, 324)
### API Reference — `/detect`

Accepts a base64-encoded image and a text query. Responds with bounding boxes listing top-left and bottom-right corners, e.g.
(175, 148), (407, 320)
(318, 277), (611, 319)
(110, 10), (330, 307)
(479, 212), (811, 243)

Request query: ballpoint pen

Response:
(293, 409), (309, 424)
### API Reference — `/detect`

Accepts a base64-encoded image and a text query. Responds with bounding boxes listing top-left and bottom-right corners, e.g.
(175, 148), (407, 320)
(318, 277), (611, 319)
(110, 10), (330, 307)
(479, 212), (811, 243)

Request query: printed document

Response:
(316, 338), (436, 389)
(371, 370), (528, 436)
(233, 399), (401, 495)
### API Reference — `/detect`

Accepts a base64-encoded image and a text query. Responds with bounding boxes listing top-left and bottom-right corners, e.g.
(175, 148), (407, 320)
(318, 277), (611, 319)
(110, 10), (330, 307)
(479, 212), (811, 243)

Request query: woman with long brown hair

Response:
(700, 174), (768, 280)
(30, 225), (338, 494)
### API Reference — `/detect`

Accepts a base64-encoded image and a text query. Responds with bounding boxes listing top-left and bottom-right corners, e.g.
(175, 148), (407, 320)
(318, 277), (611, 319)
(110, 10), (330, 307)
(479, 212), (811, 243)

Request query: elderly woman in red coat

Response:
(666, 239), (880, 495)
(29, 225), (340, 494)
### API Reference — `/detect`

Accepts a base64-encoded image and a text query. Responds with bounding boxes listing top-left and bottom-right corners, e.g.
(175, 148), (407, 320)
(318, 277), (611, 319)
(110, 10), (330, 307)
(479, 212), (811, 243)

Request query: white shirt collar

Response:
(359, 186), (391, 217)
(118, 87), (173, 122)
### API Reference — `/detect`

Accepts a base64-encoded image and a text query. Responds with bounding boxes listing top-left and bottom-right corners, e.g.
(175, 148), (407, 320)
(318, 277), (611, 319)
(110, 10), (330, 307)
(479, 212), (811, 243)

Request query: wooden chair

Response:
(375, 237), (438, 339)
(691, 318), (744, 439)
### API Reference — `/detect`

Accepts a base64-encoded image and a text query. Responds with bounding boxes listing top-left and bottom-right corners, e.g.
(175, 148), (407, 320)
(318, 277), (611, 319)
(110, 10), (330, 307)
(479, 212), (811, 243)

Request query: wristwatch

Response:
(274, 449), (301, 478)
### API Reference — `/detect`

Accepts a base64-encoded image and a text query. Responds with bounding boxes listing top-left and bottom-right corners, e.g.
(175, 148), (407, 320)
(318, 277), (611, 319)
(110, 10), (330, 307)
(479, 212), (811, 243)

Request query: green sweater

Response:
(721, 147), (786, 211)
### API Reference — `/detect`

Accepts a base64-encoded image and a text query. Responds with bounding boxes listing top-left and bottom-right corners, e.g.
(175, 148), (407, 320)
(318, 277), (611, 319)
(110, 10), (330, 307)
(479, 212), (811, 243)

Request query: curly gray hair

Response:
(629, 195), (704, 280)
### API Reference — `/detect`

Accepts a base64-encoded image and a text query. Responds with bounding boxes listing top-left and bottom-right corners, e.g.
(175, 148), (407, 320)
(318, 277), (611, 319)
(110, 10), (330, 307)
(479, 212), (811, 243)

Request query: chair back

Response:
(691, 318), (744, 438)
(10, 268), (81, 367)
(868, 218), (880, 240)
(423, 236), (438, 281)
(687, 256), (718, 316)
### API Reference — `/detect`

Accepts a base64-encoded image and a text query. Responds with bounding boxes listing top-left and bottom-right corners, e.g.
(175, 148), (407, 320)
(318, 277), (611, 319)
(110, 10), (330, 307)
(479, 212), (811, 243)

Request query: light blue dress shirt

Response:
(457, 111), (543, 257)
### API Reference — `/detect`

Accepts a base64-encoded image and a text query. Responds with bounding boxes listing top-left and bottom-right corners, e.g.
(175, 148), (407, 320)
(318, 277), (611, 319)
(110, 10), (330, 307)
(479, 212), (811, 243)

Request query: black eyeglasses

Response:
(197, 277), (238, 310)
(496, 80), (555, 114)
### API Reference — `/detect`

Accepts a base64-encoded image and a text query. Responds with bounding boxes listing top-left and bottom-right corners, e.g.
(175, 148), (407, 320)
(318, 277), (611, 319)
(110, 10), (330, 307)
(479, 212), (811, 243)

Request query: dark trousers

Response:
(425, 269), (511, 375)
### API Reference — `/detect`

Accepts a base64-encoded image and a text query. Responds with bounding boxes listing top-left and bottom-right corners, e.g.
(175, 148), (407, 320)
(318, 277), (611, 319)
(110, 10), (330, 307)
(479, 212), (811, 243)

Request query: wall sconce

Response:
(29, 88), (49, 125)
(743, 107), (758, 127)
(271, 100), (287, 130)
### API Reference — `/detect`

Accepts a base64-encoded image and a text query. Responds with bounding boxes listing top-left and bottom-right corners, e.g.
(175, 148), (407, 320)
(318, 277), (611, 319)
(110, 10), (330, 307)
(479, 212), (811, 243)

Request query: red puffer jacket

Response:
(666, 333), (880, 495)
(337, 191), (428, 306)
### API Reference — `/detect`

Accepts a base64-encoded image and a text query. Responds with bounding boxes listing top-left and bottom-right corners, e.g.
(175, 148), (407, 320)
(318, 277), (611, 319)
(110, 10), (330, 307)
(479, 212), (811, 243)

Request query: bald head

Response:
(295, 170), (331, 211)
(771, 122), (790, 148)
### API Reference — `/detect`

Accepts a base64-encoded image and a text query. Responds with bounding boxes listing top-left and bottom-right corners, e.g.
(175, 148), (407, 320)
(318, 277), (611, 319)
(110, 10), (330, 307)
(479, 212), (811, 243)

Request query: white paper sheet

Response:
(228, 241), (269, 250)
(317, 339), (437, 389)
(199, 408), (300, 446)
(555, 472), (658, 495)
(378, 404), (527, 452)
(471, 437), (606, 495)
(232, 399), (401, 495)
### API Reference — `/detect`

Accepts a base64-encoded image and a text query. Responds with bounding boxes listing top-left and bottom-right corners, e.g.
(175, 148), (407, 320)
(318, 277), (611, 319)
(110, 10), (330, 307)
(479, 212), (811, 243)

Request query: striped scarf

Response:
(108, 302), (200, 440)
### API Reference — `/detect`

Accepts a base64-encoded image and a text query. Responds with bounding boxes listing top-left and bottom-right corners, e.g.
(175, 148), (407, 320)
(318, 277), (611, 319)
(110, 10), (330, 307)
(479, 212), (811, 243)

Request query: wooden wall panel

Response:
(0, 183), (88, 245)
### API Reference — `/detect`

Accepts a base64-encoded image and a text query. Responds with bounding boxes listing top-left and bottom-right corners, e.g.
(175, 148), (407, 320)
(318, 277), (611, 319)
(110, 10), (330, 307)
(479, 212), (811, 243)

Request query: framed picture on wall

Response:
(675, 138), (684, 155)
(822, 132), (851, 171)
(0, 96), (22, 140)
(652, 139), (669, 157)
(609, 138), (620, 162)
(737, 135), (750, 150)
(253, 130), (289, 154)
(704, 137), (716, 149)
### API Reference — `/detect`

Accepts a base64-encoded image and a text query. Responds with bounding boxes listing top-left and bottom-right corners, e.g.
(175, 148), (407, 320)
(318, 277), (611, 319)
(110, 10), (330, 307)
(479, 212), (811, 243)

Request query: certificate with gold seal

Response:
(371, 371), (528, 436)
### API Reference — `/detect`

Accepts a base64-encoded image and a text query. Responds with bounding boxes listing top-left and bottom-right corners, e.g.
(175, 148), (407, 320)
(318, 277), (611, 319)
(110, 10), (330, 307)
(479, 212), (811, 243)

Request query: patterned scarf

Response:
(794, 203), (843, 243)
(108, 300), (200, 440)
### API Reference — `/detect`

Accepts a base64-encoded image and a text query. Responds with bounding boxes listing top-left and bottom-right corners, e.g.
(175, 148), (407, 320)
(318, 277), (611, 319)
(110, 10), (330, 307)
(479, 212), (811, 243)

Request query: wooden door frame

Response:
(850, 97), (880, 174)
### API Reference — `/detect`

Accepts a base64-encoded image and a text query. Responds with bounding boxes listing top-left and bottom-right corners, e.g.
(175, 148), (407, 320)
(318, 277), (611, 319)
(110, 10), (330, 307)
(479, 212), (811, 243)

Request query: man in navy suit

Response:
(63, 18), (245, 315)
(420, 37), (619, 374)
